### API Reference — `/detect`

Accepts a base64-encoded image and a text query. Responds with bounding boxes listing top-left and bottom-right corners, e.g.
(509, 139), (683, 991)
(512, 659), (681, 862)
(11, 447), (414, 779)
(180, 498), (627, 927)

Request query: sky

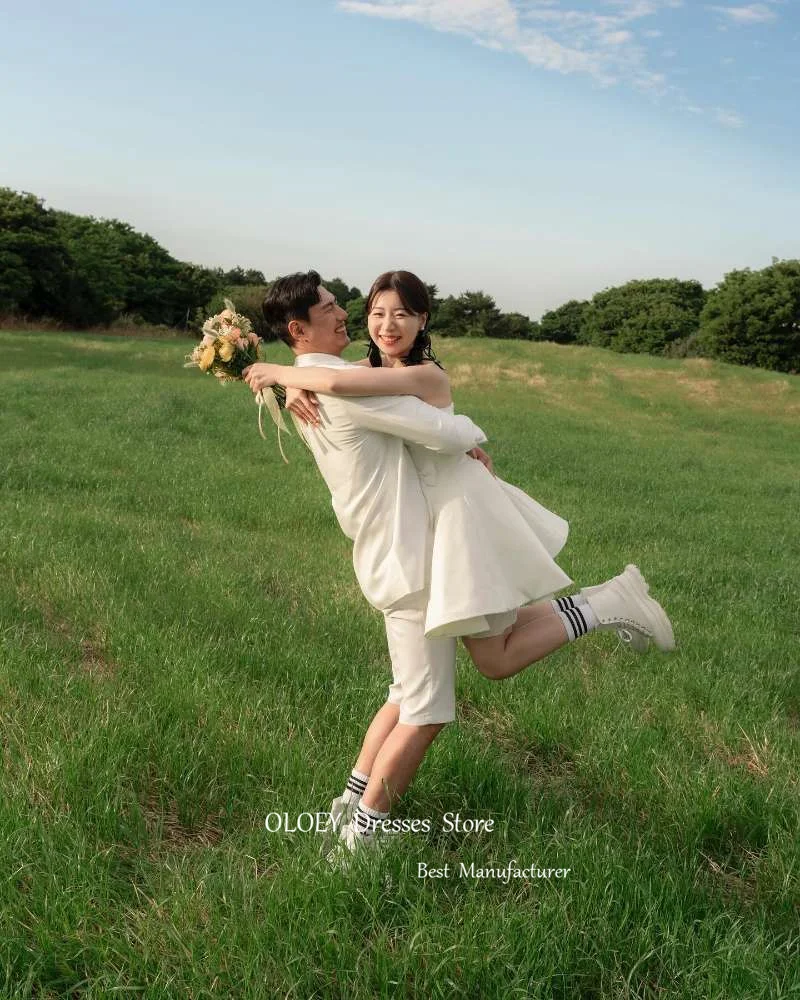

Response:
(2, 0), (799, 318)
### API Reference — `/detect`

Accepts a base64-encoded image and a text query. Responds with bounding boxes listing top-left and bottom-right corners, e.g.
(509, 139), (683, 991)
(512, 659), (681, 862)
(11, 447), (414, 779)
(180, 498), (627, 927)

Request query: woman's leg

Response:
(463, 604), (568, 680)
(509, 600), (557, 627)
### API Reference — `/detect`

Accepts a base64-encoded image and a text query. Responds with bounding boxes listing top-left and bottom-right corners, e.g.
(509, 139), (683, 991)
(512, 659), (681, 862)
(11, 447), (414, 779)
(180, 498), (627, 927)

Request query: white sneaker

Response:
(328, 793), (359, 830)
(583, 564), (675, 652)
(324, 819), (377, 870)
(579, 565), (651, 652)
(320, 794), (359, 858)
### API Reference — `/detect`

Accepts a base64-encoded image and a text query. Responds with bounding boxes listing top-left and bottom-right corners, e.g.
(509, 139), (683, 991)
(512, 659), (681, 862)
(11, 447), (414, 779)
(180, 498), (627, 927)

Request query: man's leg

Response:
(360, 721), (445, 812)
(327, 700), (401, 834)
(351, 607), (568, 807)
(353, 700), (400, 776)
(343, 602), (456, 843)
(348, 605), (562, 799)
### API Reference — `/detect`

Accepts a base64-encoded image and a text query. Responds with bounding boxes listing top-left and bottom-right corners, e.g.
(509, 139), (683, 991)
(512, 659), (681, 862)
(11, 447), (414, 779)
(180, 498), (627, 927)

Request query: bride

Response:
(244, 270), (673, 673)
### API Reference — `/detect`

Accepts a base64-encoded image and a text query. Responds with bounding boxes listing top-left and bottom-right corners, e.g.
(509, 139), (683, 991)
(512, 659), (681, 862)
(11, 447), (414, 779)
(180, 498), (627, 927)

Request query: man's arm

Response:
(336, 394), (487, 454)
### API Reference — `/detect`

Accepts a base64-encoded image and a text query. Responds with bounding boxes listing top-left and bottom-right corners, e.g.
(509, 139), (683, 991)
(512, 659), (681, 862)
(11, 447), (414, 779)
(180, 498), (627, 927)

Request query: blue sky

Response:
(2, 0), (798, 317)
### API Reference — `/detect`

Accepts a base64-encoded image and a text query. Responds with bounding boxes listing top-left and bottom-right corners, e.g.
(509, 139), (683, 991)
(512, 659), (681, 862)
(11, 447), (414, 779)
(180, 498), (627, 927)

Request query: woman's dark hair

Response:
(365, 270), (443, 369)
(262, 270), (322, 347)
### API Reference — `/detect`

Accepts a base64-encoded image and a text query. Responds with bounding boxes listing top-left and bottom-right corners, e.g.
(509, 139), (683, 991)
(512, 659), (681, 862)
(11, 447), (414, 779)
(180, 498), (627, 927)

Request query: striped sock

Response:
(552, 594), (588, 613)
(342, 768), (369, 804)
(555, 601), (598, 641)
(353, 802), (389, 838)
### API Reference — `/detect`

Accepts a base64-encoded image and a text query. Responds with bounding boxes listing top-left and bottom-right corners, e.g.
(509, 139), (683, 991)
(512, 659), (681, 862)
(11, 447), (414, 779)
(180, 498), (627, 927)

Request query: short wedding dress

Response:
(408, 405), (572, 638)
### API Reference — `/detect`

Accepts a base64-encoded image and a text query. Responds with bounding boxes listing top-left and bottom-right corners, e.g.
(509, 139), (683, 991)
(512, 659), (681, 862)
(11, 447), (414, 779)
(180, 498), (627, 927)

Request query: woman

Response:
(248, 270), (595, 646)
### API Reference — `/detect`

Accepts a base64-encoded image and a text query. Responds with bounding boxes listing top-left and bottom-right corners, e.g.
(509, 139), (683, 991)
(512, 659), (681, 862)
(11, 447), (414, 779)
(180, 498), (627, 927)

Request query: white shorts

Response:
(384, 593), (457, 726)
(456, 609), (518, 638)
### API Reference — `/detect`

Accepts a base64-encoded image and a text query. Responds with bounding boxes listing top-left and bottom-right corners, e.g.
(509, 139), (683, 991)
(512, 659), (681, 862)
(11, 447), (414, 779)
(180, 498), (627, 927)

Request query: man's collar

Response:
(294, 353), (354, 367)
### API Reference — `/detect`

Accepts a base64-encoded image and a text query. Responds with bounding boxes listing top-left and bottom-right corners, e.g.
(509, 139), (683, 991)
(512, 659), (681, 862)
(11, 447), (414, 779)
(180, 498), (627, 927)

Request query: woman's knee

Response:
(475, 661), (505, 681)
(465, 647), (505, 680)
(463, 638), (504, 680)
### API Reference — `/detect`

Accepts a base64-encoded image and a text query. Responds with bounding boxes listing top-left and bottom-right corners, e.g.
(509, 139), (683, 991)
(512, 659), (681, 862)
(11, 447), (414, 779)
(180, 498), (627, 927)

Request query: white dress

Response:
(407, 406), (572, 638)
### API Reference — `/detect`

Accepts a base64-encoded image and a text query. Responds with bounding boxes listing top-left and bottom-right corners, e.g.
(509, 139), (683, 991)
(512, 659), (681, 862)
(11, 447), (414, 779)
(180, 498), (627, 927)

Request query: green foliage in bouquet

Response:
(199, 284), (273, 342)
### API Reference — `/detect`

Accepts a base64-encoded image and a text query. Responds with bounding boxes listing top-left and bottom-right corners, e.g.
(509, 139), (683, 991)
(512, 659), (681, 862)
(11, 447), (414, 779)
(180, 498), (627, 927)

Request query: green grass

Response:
(1, 330), (798, 998)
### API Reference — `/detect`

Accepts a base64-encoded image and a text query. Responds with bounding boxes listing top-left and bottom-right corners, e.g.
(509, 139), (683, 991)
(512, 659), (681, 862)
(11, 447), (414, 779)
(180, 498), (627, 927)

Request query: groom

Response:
(245, 271), (673, 857)
(246, 271), (483, 854)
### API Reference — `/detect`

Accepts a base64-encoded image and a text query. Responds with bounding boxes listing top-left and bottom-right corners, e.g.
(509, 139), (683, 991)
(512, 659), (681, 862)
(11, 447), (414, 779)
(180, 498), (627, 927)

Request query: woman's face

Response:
(367, 289), (427, 363)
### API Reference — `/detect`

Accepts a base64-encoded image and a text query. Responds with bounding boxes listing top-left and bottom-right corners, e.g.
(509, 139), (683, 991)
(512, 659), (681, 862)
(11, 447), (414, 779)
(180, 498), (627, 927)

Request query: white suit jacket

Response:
(291, 353), (486, 611)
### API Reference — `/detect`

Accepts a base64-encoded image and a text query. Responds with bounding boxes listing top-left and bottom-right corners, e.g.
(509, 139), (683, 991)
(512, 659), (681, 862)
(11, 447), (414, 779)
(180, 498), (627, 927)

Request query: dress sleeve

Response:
(338, 394), (487, 453)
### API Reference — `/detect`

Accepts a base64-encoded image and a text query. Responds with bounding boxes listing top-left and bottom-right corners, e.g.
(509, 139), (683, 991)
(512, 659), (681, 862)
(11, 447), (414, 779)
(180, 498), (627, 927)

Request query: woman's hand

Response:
(286, 387), (320, 426)
(467, 446), (494, 476)
(243, 363), (279, 393)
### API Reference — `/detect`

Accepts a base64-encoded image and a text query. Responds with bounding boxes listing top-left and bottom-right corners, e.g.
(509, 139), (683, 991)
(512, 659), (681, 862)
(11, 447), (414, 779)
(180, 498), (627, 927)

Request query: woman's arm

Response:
(245, 361), (448, 404)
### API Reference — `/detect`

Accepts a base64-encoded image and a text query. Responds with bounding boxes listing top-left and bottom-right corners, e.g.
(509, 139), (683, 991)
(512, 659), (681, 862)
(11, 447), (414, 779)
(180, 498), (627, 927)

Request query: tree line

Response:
(2, 187), (797, 373)
(0, 188), (222, 329)
(536, 268), (800, 374)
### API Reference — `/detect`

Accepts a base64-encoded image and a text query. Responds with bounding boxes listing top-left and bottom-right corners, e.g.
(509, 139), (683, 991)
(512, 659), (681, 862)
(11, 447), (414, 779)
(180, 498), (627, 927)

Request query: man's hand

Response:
(467, 446), (494, 476)
(242, 363), (279, 393)
(286, 387), (320, 426)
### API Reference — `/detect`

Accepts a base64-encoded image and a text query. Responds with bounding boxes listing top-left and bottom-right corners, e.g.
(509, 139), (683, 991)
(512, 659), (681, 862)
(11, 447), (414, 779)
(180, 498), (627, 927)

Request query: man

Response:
(244, 271), (673, 858)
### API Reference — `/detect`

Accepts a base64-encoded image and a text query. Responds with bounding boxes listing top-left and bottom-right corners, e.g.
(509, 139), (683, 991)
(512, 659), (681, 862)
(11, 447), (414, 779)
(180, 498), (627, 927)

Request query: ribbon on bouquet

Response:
(256, 388), (291, 464)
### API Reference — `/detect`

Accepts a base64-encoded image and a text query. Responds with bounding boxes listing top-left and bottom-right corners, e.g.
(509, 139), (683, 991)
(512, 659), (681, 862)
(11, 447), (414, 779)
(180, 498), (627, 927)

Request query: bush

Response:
(432, 292), (536, 338)
(537, 299), (589, 344)
(0, 188), (72, 318)
(346, 296), (368, 340)
(582, 278), (706, 355)
(697, 260), (800, 373)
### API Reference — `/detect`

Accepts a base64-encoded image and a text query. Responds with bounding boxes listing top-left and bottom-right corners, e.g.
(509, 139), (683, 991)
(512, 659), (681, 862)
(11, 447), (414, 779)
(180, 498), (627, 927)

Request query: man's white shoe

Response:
(579, 565), (651, 652)
(324, 815), (411, 869)
(320, 794), (359, 858)
(583, 564), (675, 652)
(328, 793), (358, 830)
(324, 819), (377, 870)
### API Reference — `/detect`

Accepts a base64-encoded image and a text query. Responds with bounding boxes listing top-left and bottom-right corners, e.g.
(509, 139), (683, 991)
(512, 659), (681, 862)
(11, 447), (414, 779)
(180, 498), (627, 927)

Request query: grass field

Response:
(1, 330), (798, 998)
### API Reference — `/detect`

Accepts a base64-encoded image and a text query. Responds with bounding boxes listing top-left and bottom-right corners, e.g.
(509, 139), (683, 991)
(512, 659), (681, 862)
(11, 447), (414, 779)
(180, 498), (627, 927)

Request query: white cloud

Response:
(709, 4), (777, 25)
(338, 1), (520, 38)
(338, 1), (746, 129)
(339, 0), (683, 86)
(604, 29), (634, 45)
(608, 0), (683, 16)
(714, 107), (745, 126)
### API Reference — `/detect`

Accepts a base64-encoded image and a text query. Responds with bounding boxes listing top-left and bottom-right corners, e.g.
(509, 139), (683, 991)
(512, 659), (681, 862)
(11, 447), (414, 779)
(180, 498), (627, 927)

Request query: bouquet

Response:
(186, 299), (261, 380)
(185, 299), (292, 461)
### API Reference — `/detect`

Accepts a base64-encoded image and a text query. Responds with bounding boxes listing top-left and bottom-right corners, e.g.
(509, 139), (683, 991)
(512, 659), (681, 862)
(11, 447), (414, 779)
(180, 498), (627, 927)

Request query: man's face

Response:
(292, 285), (349, 355)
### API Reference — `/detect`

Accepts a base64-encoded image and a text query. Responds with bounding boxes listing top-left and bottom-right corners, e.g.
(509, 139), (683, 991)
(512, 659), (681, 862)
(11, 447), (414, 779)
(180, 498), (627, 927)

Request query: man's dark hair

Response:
(262, 270), (322, 348)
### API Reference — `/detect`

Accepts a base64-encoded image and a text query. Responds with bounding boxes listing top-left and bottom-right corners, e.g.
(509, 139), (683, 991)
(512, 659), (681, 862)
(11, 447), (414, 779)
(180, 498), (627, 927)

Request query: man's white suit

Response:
(291, 352), (486, 724)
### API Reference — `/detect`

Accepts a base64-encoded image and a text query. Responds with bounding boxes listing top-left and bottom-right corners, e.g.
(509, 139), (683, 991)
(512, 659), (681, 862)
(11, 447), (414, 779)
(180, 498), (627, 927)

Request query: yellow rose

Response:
(218, 340), (235, 362)
(199, 345), (216, 371)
